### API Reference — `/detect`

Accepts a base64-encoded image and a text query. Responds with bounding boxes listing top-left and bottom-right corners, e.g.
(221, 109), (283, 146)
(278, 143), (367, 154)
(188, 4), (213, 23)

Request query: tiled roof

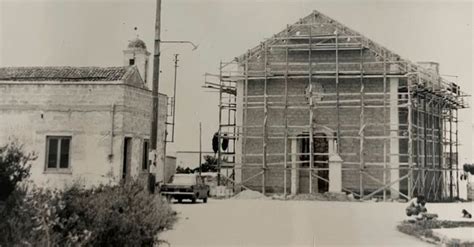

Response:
(0, 66), (134, 82)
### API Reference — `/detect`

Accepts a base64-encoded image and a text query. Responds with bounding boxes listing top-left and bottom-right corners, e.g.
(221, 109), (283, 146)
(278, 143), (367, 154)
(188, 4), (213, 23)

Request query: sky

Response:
(0, 0), (473, 163)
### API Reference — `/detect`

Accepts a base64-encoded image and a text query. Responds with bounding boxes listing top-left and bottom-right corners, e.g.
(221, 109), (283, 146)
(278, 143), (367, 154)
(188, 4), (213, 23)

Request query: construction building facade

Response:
(205, 10), (468, 201)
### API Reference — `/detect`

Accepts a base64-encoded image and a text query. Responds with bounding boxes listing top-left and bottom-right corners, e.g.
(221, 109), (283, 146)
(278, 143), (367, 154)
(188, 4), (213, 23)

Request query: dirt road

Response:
(162, 199), (434, 247)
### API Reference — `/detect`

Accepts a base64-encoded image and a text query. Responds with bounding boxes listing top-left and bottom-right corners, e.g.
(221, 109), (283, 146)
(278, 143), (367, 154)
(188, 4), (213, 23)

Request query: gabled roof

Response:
(237, 10), (430, 79)
(0, 66), (136, 82)
(239, 10), (401, 60)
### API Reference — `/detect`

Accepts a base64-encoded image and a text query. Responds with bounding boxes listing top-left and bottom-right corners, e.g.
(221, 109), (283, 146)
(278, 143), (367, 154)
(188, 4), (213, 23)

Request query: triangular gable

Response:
(123, 66), (147, 88)
(236, 10), (440, 83)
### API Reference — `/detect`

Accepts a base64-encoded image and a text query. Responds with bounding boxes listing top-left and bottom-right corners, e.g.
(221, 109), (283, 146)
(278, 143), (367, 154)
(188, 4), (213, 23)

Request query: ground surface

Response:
(161, 199), (474, 246)
(432, 227), (474, 243)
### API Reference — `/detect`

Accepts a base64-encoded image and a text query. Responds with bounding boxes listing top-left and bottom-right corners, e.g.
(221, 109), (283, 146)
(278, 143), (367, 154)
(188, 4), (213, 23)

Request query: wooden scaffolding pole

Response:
(442, 105), (447, 198)
(308, 25), (315, 194)
(335, 32), (341, 152)
(242, 50), (250, 190)
(217, 61), (223, 185)
(283, 26), (289, 196)
(449, 107), (453, 199)
(436, 102), (443, 201)
(407, 75), (414, 198)
(421, 92), (428, 197)
(359, 44), (365, 197)
(262, 42), (268, 194)
(416, 94), (422, 197)
(364, 173), (411, 200)
(431, 100), (436, 199)
(455, 108), (459, 198)
(382, 54), (387, 201)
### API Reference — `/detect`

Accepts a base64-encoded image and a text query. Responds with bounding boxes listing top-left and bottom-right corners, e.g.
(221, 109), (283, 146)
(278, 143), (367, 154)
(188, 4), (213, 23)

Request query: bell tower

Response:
(123, 31), (151, 87)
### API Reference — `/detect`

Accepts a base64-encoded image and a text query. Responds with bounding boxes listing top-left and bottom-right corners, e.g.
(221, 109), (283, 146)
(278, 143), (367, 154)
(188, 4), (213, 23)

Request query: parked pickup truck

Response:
(160, 174), (210, 203)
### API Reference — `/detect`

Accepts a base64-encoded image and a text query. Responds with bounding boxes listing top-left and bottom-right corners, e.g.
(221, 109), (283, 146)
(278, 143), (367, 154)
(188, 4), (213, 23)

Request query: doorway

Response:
(298, 133), (329, 193)
(122, 137), (132, 180)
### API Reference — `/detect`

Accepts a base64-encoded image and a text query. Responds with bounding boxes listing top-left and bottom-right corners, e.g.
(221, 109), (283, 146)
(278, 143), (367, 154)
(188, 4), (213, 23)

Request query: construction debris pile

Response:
(288, 192), (357, 202)
(233, 190), (268, 200)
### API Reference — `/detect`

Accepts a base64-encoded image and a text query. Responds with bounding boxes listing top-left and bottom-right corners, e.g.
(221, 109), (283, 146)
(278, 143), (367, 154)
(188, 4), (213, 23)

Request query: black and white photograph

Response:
(0, 0), (473, 246)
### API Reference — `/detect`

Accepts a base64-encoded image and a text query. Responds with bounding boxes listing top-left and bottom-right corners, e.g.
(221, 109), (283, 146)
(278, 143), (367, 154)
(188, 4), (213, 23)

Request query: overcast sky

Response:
(0, 0), (472, 162)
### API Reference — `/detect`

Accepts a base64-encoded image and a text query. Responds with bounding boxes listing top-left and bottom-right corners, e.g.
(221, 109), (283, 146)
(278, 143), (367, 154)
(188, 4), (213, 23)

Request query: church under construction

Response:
(205, 10), (468, 201)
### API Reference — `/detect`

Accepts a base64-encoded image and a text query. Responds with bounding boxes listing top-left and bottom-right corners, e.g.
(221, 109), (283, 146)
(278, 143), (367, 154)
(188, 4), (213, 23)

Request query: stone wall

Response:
(0, 80), (167, 189)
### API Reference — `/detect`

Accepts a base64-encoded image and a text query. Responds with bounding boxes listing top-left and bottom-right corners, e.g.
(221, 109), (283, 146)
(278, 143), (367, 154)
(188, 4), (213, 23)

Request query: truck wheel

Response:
(203, 197), (208, 203)
(177, 198), (182, 203)
(191, 193), (198, 203)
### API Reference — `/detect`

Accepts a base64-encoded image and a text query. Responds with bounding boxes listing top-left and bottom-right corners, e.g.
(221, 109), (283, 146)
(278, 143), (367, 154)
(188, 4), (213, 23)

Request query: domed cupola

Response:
(127, 38), (148, 50)
(123, 33), (151, 87)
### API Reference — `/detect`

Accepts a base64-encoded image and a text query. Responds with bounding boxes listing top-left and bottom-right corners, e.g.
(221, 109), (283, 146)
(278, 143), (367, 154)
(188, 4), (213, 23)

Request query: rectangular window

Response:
(46, 136), (71, 170)
(142, 139), (150, 171)
(144, 60), (148, 82)
(47, 138), (58, 168)
(129, 59), (135, 65)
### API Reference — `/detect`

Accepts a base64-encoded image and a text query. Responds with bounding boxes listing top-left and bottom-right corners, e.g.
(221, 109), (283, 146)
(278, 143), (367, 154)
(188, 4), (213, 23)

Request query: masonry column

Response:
(389, 63), (400, 199)
(329, 153), (343, 193)
(291, 138), (299, 195)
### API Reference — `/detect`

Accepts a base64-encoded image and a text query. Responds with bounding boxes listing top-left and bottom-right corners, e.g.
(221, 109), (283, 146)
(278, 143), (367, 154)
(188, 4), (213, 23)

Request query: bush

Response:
(0, 140), (177, 246)
(0, 186), (64, 246)
(0, 141), (36, 201)
(59, 181), (177, 246)
(0, 181), (177, 246)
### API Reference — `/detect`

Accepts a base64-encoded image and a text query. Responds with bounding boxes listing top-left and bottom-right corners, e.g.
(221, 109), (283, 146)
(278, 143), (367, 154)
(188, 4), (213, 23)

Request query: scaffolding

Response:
(204, 11), (468, 201)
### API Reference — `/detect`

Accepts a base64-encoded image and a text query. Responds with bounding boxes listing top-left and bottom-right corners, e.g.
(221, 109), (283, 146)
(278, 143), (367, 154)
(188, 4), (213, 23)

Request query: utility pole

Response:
(150, 0), (196, 185)
(150, 0), (161, 169)
(162, 54), (179, 185)
(170, 54), (179, 142)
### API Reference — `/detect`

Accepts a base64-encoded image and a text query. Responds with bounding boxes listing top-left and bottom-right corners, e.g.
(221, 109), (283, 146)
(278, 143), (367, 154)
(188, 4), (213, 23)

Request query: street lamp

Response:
(161, 40), (199, 51)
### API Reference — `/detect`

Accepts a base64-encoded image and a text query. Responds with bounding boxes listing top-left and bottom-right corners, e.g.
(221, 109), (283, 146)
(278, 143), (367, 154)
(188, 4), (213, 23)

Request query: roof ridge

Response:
(0, 65), (130, 69)
(237, 10), (400, 61)
(0, 66), (134, 82)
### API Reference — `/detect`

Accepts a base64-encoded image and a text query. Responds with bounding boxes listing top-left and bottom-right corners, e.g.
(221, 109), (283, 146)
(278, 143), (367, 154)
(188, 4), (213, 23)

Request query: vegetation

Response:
(398, 220), (474, 246)
(176, 155), (218, 174)
(0, 141), (177, 246)
(195, 155), (218, 173)
(57, 181), (177, 246)
(0, 141), (36, 201)
(176, 166), (194, 174)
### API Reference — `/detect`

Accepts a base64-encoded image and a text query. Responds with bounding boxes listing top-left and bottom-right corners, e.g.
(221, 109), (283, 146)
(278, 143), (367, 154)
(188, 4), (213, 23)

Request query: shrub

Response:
(0, 141), (36, 201)
(0, 186), (64, 246)
(0, 181), (177, 246)
(58, 181), (177, 246)
(0, 140), (176, 246)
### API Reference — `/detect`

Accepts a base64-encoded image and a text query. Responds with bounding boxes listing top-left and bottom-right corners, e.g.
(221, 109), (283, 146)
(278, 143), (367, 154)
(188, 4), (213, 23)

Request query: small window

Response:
(144, 60), (148, 82)
(46, 136), (71, 170)
(129, 59), (135, 65)
(142, 139), (150, 171)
